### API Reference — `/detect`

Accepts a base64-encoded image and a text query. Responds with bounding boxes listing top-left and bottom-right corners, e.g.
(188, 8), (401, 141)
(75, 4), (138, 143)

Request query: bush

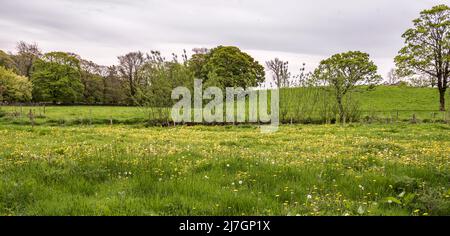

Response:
(0, 66), (33, 102)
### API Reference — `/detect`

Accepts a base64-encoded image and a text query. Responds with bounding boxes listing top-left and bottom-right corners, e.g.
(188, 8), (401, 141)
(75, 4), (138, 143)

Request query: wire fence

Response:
(1, 104), (449, 126)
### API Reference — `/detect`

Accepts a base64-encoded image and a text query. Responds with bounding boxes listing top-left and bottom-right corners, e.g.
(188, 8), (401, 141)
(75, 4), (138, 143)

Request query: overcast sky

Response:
(0, 0), (446, 80)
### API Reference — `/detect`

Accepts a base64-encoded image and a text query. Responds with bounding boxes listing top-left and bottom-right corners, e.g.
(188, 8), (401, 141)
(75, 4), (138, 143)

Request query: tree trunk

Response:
(439, 88), (446, 111)
(337, 97), (344, 123)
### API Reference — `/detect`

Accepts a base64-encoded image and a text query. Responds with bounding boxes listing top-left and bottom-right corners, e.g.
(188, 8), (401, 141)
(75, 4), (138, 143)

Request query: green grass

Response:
(0, 85), (449, 125)
(347, 85), (447, 111)
(0, 123), (448, 216)
(281, 85), (450, 122)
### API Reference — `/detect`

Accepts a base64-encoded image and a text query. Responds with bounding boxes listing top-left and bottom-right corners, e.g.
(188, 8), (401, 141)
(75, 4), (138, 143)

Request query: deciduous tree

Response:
(13, 41), (41, 78)
(0, 66), (32, 102)
(313, 51), (381, 122)
(190, 46), (265, 89)
(117, 51), (146, 102)
(395, 5), (450, 111)
(266, 58), (291, 88)
(31, 52), (83, 103)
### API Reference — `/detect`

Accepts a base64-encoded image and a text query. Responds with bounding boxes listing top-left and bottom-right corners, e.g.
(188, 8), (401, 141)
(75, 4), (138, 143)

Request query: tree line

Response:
(0, 5), (449, 116)
(0, 45), (266, 106)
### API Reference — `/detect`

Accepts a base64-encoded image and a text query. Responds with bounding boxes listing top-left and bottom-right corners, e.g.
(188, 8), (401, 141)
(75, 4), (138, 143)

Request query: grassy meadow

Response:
(0, 124), (449, 216)
(0, 85), (449, 216)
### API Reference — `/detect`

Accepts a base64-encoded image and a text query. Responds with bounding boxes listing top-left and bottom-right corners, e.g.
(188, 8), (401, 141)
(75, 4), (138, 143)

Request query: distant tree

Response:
(137, 51), (193, 107)
(188, 48), (209, 79)
(80, 59), (105, 104)
(117, 51), (146, 102)
(103, 66), (127, 104)
(408, 75), (433, 87)
(190, 46), (265, 89)
(0, 66), (32, 102)
(313, 51), (381, 122)
(13, 41), (42, 78)
(31, 52), (83, 103)
(0, 50), (18, 73)
(387, 68), (401, 85)
(395, 5), (450, 111)
(266, 58), (291, 88)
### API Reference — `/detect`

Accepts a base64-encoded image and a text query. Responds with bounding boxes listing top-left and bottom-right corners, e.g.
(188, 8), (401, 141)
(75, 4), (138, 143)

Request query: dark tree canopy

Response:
(189, 46), (265, 89)
(31, 52), (84, 103)
(395, 4), (450, 111)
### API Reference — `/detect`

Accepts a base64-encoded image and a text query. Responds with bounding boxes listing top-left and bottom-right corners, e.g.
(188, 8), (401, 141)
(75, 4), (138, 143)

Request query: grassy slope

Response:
(0, 124), (448, 216)
(352, 86), (449, 111)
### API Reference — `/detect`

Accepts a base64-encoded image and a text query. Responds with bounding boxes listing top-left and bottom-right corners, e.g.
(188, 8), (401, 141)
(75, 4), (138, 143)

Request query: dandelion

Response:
(238, 180), (243, 185)
(307, 194), (312, 199)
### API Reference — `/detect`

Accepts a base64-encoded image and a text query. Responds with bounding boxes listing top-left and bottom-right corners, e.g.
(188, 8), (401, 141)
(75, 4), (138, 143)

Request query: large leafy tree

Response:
(0, 66), (32, 102)
(395, 5), (450, 111)
(31, 52), (84, 103)
(313, 51), (381, 122)
(190, 46), (265, 88)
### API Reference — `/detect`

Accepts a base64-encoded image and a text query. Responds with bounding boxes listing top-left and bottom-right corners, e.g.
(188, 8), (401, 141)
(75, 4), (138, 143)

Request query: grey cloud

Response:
(0, 0), (446, 75)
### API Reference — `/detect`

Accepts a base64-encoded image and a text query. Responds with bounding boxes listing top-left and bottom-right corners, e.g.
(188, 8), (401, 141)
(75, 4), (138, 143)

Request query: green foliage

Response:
(190, 46), (265, 88)
(0, 66), (32, 102)
(80, 60), (105, 104)
(136, 51), (194, 107)
(0, 50), (19, 74)
(102, 66), (128, 105)
(313, 51), (381, 122)
(31, 52), (84, 103)
(395, 4), (450, 111)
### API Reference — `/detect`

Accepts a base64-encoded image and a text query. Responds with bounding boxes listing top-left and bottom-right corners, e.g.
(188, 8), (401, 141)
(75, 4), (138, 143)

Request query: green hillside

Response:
(352, 86), (449, 111)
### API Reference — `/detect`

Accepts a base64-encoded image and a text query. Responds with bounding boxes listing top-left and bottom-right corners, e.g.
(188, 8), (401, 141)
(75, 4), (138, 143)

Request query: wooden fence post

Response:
(28, 109), (35, 128)
(90, 109), (92, 125)
(411, 113), (417, 124)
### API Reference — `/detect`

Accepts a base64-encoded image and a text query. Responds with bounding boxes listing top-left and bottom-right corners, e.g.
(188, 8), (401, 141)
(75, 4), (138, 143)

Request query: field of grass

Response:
(0, 123), (449, 216)
(1, 86), (448, 126)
